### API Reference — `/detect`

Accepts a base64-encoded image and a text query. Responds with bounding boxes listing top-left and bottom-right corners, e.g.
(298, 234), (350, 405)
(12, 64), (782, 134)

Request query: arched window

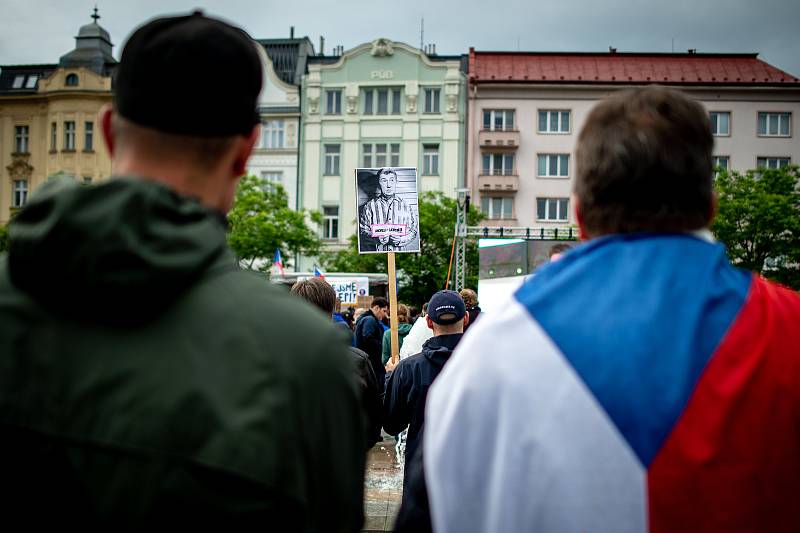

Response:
(65, 73), (79, 86)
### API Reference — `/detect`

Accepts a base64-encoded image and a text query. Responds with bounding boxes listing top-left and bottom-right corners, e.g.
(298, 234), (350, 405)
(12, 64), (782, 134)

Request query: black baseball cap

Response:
(115, 10), (262, 137)
(427, 290), (466, 325)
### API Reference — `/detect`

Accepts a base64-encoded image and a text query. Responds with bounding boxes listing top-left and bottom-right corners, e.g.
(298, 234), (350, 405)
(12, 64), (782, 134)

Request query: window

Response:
(363, 87), (401, 115)
(65, 73), (79, 86)
(25, 75), (38, 89)
(12, 75), (25, 89)
(50, 122), (57, 151)
(323, 206), (339, 239)
(482, 109), (515, 131)
(713, 156), (730, 174)
(757, 112), (791, 137)
(757, 157), (790, 169)
(83, 176), (93, 185)
(14, 125), (29, 153)
(261, 120), (285, 149)
(482, 153), (515, 175)
(537, 197), (570, 221)
(538, 110), (570, 133)
(64, 121), (76, 150)
(13, 180), (28, 208)
(325, 90), (342, 115)
(260, 171), (284, 185)
(324, 144), (340, 175)
(84, 121), (94, 151)
(423, 144), (439, 175)
(423, 88), (441, 113)
(480, 196), (514, 219)
(710, 112), (730, 136)
(537, 154), (570, 177)
(363, 143), (400, 167)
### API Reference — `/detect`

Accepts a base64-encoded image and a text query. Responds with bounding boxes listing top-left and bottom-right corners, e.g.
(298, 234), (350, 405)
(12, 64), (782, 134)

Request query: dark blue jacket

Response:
(382, 333), (464, 472)
(354, 310), (386, 386)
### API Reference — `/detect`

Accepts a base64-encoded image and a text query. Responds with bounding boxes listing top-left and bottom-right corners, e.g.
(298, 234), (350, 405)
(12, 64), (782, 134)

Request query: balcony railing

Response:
(479, 129), (519, 149)
(477, 174), (519, 191)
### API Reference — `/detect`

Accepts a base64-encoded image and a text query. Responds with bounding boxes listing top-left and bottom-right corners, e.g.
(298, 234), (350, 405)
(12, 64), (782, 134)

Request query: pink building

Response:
(466, 49), (800, 228)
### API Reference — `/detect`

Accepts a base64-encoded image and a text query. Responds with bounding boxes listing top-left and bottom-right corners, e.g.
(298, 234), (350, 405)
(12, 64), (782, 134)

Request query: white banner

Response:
(326, 277), (370, 305)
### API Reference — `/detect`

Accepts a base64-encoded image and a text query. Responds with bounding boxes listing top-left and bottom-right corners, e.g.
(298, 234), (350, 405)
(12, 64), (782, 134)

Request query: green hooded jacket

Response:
(0, 178), (365, 531)
(382, 323), (414, 365)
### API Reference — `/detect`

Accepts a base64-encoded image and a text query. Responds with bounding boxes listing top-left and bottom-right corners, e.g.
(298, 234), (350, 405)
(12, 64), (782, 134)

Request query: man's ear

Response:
(572, 193), (590, 241)
(100, 104), (114, 157)
(462, 312), (470, 328)
(232, 124), (260, 177)
(426, 315), (434, 331)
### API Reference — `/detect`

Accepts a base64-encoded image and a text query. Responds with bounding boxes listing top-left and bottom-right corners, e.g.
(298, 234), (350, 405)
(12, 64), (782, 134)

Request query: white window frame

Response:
(325, 89), (342, 115)
(324, 144), (341, 175)
(481, 196), (514, 220)
(423, 87), (441, 114)
(538, 110), (571, 134)
(422, 144), (439, 175)
(14, 125), (29, 153)
(482, 153), (515, 175)
(260, 171), (284, 186)
(322, 205), (339, 240)
(13, 180), (28, 208)
(757, 112), (791, 137)
(363, 87), (402, 115)
(537, 153), (570, 177)
(482, 109), (515, 131)
(261, 120), (285, 149)
(363, 143), (400, 168)
(537, 197), (570, 222)
(710, 111), (731, 136)
(84, 121), (94, 151)
(712, 156), (730, 174)
(64, 121), (76, 150)
(756, 156), (791, 169)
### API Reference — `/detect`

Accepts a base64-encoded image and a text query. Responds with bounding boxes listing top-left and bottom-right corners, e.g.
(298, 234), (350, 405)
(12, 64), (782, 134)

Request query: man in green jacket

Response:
(0, 12), (365, 531)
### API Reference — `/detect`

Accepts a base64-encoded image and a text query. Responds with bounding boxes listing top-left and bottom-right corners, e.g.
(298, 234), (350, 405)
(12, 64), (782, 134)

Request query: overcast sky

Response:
(2, 0), (799, 77)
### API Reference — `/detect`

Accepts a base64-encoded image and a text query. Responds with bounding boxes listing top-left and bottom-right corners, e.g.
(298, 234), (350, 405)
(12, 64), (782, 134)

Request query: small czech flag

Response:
(273, 249), (285, 277)
(313, 265), (326, 279)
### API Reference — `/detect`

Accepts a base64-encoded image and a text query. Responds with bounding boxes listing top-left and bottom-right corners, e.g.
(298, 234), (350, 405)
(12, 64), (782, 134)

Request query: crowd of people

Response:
(0, 10), (798, 533)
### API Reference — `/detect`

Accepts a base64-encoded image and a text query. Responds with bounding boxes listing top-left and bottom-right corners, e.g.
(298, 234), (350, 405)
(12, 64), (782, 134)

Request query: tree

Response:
(712, 165), (800, 289)
(0, 222), (8, 254)
(323, 191), (484, 306)
(227, 175), (322, 272)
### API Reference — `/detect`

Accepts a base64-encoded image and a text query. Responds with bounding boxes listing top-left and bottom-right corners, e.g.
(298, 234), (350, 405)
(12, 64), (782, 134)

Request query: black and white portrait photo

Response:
(356, 167), (420, 254)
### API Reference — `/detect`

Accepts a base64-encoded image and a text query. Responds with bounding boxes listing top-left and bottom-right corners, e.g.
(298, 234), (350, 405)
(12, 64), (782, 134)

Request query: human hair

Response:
(575, 86), (714, 236)
(112, 113), (239, 171)
(290, 277), (337, 315)
(371, 297), (389, 309)
(377, 168), (397, 180)
(430, 317), (465, 335)
(549, 243), (571, 258)
(397, 303), (410, 323)
(459, 288), (478, 308)
(421, 302), (429, 315)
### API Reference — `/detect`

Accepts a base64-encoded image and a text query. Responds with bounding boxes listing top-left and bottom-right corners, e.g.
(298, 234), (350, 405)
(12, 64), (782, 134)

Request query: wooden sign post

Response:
(387, 251), (400, 364)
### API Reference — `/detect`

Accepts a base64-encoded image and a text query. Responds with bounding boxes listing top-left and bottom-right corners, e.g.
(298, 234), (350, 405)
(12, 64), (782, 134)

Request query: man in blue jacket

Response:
(382, 290), (468, 483)
(354, 297), (389, 389)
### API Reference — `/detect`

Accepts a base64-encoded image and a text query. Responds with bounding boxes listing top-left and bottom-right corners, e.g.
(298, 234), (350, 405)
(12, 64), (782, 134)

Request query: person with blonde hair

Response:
(382, 303), (413, 365)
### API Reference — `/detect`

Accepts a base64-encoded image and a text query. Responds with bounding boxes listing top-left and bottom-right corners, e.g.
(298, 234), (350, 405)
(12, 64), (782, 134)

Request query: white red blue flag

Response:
(272, 248), (284, 277)
(424, 234), (800, 533)
(313, 265), (325, 278)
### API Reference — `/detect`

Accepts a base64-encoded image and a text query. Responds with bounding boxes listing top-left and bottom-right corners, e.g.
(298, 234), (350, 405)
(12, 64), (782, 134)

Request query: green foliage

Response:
(712, 165), (800, 289)
(0, 222), (9, 254)
(227, 175), (322, 272)
(323, 191), (483, 307)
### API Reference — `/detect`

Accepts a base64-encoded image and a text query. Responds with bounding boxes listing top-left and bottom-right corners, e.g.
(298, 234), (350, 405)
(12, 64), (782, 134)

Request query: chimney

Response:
(687, 48), (697, 54)
(432, 43), (436, 55)
(290, 26), (294, 39)
(319, 36), (325, 56)
(609, 46), (617, 53)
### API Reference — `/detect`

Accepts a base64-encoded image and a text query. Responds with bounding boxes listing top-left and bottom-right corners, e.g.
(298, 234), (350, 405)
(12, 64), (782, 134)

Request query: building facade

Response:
(298, 39), (466, 269)
(466, 50), (800, 229)
(249, 38), (315, 211)
(0, 11), (116, 223)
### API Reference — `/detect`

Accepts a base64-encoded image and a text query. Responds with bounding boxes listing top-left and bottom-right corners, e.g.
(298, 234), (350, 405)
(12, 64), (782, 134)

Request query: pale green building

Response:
(298, 38), (467, 269)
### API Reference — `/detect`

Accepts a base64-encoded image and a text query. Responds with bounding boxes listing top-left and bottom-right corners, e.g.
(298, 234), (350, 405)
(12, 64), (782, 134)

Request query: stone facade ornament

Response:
(7, 153), (33, 181)
(308, 94), (319, 114)
(446, 93), (458, 113)
(370, 38), (394, 57)
(406, 94), (417, 113)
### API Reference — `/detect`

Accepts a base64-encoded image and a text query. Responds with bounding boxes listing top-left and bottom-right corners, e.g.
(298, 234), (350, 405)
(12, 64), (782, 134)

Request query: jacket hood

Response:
(421, 333), (463, 369)
(398, 323), (413, 336)
(8, 177), (232, 324)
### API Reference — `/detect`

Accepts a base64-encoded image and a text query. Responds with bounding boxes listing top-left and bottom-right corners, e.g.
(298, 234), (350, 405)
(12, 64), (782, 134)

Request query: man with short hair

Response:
(358, 168), (418, 252)
(290, 277), (382, 447)
(0, 12), (365, 530)
(382, 290), (469, 481)
(417, 87), (800, 533)
(354, 297), (390, 388)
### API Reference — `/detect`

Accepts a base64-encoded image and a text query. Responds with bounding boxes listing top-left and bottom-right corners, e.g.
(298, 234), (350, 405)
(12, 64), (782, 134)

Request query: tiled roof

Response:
(469, 50), (800, 86)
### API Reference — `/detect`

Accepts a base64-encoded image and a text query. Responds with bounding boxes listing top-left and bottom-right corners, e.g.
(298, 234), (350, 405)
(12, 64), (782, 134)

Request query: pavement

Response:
(362, 437), (404, 532)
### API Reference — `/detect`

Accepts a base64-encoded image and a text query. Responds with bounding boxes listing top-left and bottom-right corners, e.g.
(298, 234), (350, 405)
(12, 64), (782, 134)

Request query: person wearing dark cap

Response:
(0, 12), (365, 531)
(382, 290), (469, 484)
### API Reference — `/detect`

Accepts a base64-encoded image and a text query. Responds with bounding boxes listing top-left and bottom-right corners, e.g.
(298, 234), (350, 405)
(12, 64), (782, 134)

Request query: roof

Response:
(0, 64), (57, 94)
(469, 50), (800, 86)
(257, 38), (316, 86)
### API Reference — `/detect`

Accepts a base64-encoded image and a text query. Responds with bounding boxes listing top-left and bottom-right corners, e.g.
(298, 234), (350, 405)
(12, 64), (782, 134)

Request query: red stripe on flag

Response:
(648, 276), (800, 532)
